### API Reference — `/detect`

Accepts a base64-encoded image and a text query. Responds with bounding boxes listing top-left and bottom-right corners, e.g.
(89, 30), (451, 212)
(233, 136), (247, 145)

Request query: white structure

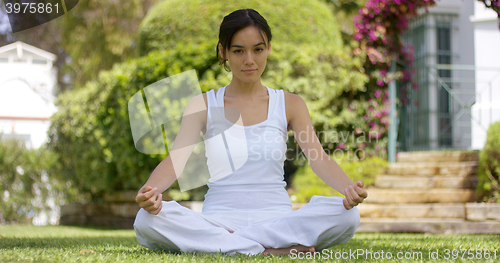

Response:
(400, 0), (500, 151)
(470, 2), (500, 149)
(0, 41), (58, 149)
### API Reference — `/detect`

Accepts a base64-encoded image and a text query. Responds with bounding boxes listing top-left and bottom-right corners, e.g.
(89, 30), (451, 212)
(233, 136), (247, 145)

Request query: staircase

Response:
(356, 151), (500, 234)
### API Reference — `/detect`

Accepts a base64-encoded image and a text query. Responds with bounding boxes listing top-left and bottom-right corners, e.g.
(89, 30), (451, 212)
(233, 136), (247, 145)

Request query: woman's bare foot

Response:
(262, 244), (316, 256)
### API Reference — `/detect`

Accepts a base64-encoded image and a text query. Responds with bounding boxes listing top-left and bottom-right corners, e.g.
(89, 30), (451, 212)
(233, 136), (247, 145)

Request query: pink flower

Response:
(403, 70), (410, 81)
(375, 90), (382, 98)
(375, 145), (381, 150)
(380, 69), (388, 76)
(412, 81), (419, 90)
(376, 79), (385, 86)
(337, 143), (345, 149)
(369, 31), (377, 42)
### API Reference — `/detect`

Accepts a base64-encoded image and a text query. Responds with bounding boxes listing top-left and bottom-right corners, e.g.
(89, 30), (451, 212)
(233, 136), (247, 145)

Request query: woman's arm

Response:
(286, 93), (367, 209)
(136, 93), (207, 214)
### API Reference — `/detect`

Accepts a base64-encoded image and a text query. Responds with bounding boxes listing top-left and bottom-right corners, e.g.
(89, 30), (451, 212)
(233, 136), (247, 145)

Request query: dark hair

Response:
(216, 9), (272, 72)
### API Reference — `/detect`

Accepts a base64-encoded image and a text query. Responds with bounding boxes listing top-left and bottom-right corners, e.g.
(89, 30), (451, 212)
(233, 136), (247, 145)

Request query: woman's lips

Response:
(243, 69), (256, 74)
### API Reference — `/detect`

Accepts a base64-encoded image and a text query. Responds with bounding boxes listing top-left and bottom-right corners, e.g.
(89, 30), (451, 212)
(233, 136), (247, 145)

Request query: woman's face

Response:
(219, 26), (271, 84)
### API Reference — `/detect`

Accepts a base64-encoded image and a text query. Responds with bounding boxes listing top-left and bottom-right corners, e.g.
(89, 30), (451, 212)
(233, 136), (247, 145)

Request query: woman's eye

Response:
(256, 48), (264, 52)
(233, 50), (242, 53)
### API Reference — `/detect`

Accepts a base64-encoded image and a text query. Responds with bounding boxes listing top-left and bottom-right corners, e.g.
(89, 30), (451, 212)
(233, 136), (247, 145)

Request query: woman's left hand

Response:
(343, 180), (368, 210)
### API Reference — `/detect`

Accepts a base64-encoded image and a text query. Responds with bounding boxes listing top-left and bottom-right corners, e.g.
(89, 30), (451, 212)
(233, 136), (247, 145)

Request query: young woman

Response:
(134, 8), (367, 256)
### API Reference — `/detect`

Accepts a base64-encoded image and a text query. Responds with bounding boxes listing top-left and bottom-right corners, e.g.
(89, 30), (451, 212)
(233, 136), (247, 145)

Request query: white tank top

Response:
(201, 85), (292, 213)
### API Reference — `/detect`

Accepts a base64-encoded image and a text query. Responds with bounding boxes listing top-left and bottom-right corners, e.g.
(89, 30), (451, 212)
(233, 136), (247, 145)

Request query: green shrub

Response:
(0, 137), (67, 223)
(289, 156), (388, 203)
(137, 0), (341, 56)
(477, 121), (500, 203)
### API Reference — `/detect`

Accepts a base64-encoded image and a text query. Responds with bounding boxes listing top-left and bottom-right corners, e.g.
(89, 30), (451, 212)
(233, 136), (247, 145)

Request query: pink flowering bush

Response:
(354, 0), (435, 90)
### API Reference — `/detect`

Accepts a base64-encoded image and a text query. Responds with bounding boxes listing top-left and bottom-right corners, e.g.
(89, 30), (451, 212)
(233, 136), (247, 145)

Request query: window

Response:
(436, 15), (453, 147)
(33, 59), (48, 65)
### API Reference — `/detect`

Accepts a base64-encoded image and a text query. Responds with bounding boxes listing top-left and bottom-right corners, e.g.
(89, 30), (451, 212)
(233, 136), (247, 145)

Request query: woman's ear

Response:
(218, 43), (226, 60)
(267, 42), (271, 56)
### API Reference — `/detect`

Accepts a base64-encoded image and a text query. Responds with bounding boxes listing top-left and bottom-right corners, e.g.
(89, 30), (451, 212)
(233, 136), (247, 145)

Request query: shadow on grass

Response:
(0, 237), (138, 249)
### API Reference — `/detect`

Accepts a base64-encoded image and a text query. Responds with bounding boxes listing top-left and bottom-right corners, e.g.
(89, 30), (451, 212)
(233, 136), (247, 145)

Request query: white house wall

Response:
(0, 80), (55, 148)
(470, 2), (500, 149)
(0, 41), (57, 149)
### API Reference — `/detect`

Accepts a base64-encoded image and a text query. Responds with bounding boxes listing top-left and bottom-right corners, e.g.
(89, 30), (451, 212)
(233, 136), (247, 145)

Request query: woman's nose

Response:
(244, 53), (255, 65)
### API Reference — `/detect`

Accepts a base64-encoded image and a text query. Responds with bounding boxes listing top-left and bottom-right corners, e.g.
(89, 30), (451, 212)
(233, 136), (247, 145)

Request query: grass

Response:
(1, 225), (499, 262)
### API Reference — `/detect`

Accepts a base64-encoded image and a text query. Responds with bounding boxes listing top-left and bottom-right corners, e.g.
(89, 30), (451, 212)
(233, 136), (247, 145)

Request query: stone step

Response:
(364, 188), (481, 203)
(357, 218), (500, 234)
(358, 204), (465, 219)
(388, 162), (478, 176)
(396, 151), (479, 163)
(374, 175), (478, 189)
(466, 203), (500, 221)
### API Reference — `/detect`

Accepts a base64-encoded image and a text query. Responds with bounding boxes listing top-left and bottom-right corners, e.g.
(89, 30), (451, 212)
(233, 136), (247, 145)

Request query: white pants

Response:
(133, 195), (360, 255)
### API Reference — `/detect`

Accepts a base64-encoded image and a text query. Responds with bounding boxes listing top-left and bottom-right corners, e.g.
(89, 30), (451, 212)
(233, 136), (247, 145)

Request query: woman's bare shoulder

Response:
(283, 92), (308, 131)
(284, 92), (302, 130)
(284, 91), (302, 102)
(177, 92), (208, 134)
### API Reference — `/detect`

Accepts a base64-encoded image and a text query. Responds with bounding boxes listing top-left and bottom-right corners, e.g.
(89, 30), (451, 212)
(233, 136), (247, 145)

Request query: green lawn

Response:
(1, 225), (499, 262)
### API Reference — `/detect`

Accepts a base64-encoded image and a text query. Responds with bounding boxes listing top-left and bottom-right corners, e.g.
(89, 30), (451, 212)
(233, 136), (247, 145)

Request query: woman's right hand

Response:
(135, 186), (163, 215)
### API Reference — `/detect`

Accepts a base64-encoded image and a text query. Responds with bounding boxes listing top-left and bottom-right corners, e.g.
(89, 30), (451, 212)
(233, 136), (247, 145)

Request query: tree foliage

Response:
(57, 0), (158, 91)
(0, 137), (67, 223)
